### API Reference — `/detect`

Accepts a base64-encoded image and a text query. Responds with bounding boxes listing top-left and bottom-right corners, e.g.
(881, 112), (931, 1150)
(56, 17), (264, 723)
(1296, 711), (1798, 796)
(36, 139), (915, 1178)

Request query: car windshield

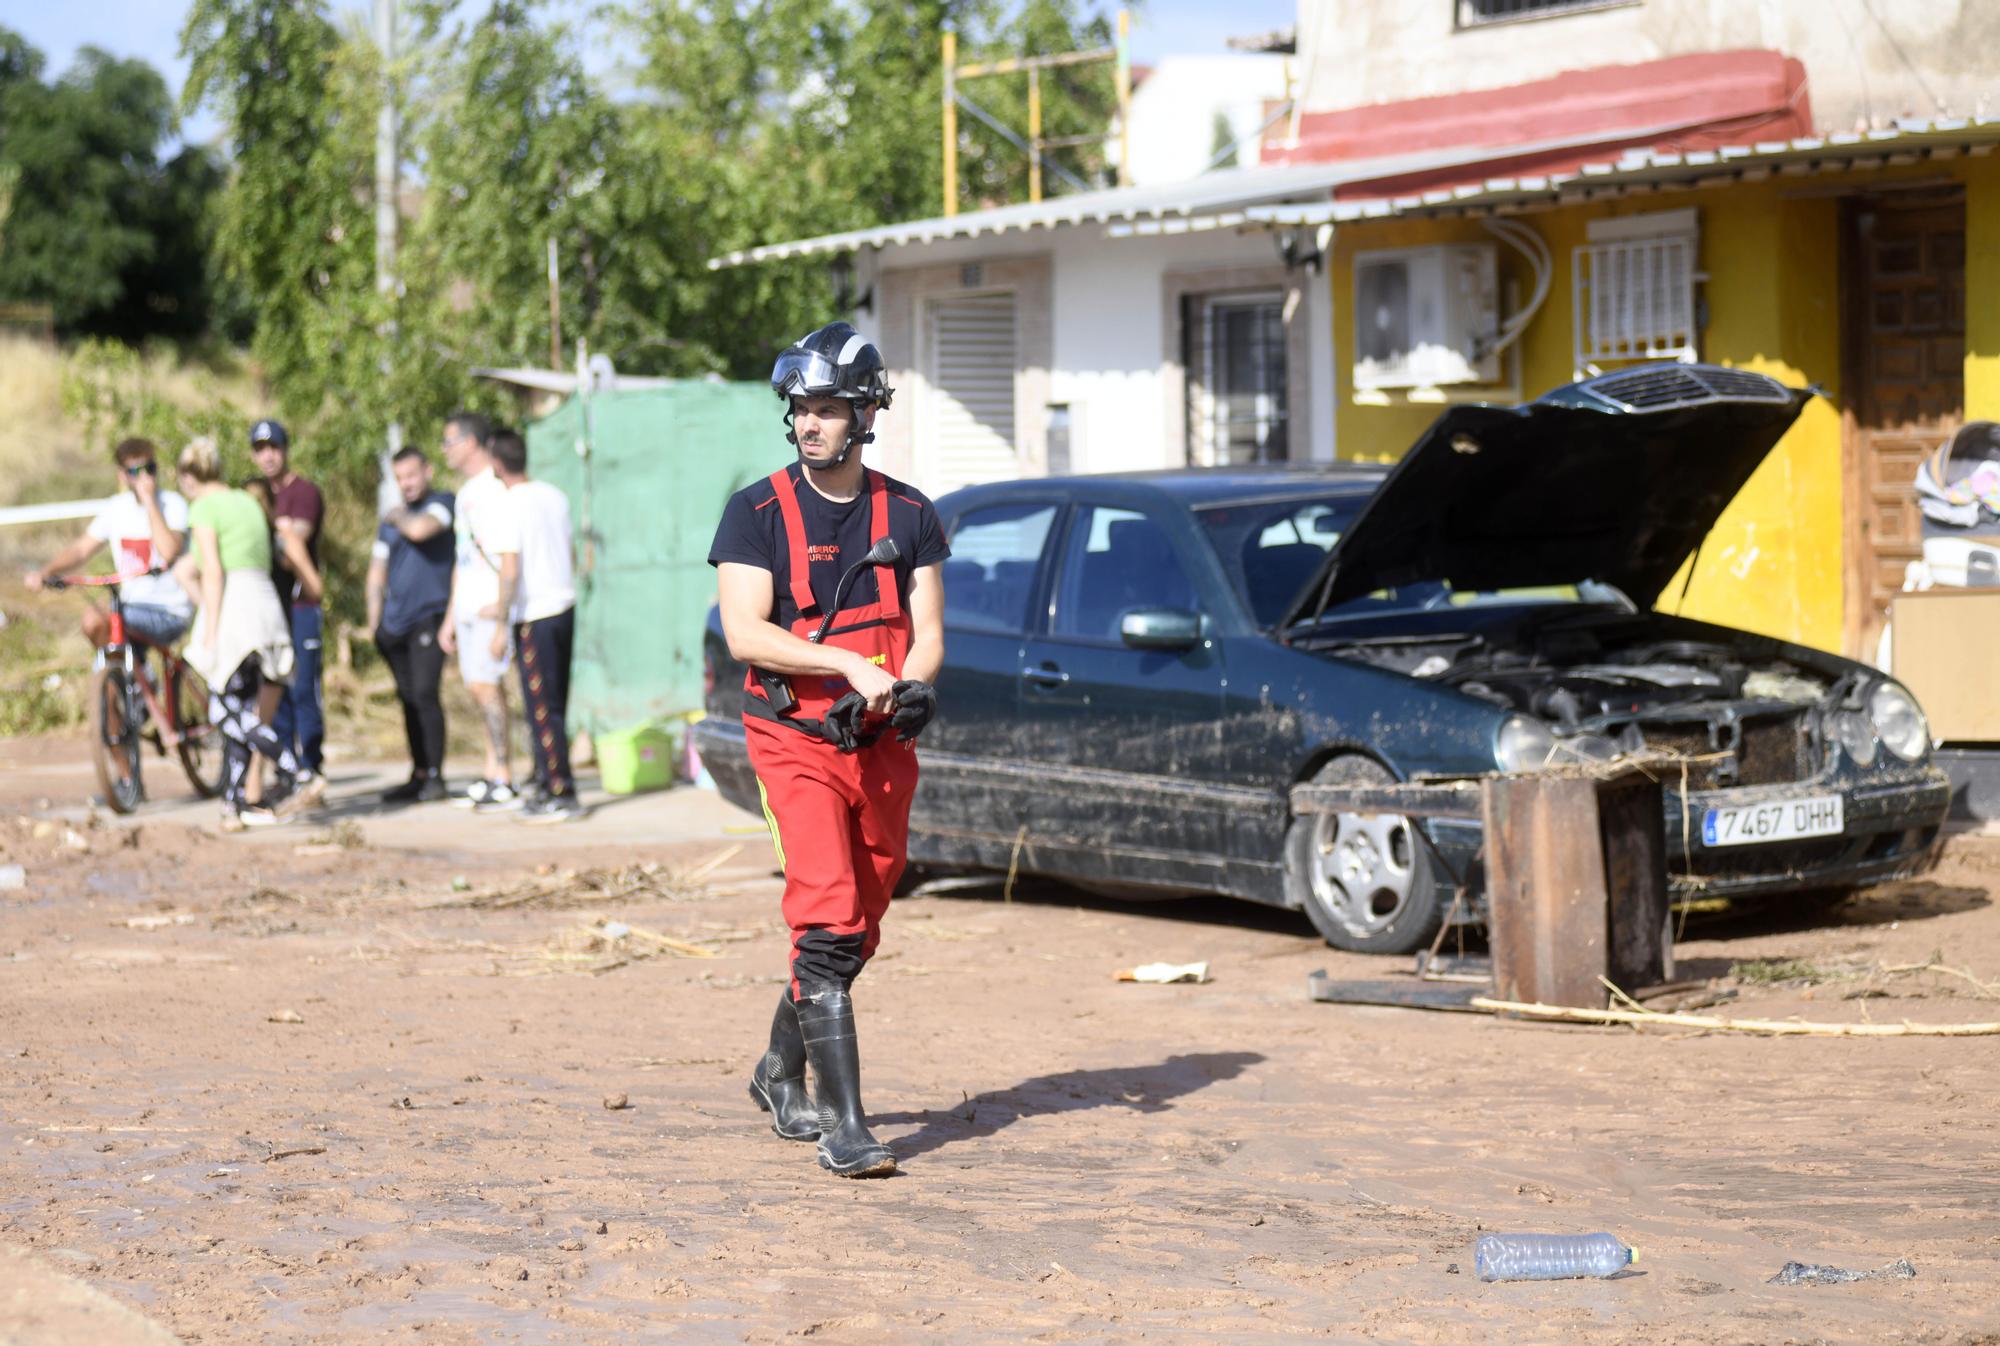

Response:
(1195, 497), (1359, 628)
(1197, 496), (1634, 627)
(1319, 579), (1637, 620)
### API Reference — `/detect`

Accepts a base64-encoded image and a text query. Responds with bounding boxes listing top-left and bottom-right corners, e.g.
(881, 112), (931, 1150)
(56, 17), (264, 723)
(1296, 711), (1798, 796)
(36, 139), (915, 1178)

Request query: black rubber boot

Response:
(795, 980), (897, 1177)
(747, 985), (819, 1141)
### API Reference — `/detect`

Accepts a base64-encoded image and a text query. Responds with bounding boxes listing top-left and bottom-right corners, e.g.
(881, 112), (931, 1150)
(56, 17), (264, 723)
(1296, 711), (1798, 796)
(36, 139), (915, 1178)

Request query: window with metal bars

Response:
(1456, 0), (1638, 28)
(1572, 209), (1701, 369)
(1185, 292), (1289, 466)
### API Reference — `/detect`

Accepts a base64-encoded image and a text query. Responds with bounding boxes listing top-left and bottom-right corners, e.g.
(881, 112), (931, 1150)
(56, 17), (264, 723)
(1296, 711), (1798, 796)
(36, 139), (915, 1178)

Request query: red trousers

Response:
(744, 718), (919, 991)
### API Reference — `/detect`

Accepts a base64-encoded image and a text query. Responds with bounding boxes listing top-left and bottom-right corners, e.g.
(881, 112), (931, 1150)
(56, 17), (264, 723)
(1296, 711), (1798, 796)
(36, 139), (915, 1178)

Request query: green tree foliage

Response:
(406, 2), (648, 372)
(181, 0), (375, 404)
(181, 1), (420, 631)
(60, 338), (251, 469)
(0, 28), (226, 338)
(612, 0), (1126, 377)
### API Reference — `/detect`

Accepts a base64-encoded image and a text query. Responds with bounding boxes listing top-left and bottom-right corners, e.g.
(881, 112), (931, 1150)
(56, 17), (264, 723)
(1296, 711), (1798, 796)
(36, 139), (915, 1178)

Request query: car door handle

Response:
(1024, 665), (1070, 687)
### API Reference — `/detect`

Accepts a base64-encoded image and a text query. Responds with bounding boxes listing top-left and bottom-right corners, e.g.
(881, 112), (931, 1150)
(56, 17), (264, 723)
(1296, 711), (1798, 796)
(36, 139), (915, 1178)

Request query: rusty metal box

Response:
(1483, 768), (1671, 1009)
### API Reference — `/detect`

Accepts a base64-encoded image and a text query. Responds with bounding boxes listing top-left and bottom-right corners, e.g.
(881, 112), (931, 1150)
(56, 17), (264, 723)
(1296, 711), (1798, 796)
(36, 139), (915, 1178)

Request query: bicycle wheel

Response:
(91, 666), (145, 813)
(168, 659), (225, 800)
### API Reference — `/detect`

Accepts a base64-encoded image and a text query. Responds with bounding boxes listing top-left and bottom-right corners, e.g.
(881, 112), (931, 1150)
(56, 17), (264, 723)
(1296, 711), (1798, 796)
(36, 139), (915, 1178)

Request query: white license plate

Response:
(1701, 795), (1844, 848)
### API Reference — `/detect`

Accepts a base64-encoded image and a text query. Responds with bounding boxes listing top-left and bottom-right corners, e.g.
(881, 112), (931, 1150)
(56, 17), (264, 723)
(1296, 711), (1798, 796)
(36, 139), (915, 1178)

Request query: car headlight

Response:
(1550, 732), (1622, 764)
(1494, 715), (1556, 772)
(1868, 681), (1930, 762)
(1834, 711), (1877, 767)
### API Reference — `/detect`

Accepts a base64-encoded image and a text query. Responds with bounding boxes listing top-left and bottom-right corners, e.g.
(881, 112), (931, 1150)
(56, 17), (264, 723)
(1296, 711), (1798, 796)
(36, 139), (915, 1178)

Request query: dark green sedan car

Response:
(698, 364), (1949, 953)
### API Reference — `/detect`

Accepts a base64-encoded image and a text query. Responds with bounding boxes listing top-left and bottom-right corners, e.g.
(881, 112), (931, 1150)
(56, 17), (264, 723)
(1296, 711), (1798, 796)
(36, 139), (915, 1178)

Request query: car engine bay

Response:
(1318, 614), (1875, 788)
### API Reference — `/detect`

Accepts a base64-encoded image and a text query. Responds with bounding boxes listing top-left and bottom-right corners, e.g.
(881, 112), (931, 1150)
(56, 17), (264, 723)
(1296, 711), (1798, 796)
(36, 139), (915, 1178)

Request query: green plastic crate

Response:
(596, 722), (679, 795)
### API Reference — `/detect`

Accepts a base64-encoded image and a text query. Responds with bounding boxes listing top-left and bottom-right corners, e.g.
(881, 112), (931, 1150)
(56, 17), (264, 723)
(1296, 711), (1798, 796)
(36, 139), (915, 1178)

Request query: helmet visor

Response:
(771, 347), (843, 397)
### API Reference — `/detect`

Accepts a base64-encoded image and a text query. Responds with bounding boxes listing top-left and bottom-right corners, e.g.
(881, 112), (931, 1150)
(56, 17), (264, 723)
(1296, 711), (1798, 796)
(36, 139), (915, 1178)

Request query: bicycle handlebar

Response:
(47, 569), (164, 591)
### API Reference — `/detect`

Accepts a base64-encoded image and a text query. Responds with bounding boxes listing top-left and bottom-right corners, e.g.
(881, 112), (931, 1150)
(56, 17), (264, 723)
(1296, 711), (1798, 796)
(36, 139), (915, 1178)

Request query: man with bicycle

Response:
(710, 322), (948, 1178)
(25, 437), (192, 648)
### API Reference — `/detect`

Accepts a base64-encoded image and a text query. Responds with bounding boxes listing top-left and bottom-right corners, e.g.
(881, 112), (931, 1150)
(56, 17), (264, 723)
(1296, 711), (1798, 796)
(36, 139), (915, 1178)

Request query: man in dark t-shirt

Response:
(252, 418), (327, 779)
(708, 321), (948, 1179)
(366, 446), (456, 803)
(708, 466), (949, 631)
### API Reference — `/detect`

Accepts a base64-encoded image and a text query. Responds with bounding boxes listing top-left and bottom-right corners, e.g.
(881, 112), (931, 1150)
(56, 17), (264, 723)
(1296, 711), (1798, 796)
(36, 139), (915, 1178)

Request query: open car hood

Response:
(1283, 364), (1814, 628)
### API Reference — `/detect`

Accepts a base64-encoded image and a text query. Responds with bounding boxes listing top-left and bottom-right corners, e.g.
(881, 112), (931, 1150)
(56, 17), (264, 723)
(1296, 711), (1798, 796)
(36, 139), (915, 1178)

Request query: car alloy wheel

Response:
(1310, 809), (1417, 941)
(1284, 754), (1443, 954)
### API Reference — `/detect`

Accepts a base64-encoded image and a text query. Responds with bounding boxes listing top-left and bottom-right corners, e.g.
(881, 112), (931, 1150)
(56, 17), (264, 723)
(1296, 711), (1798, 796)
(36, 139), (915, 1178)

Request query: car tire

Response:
(1285, 754), (1444, 955)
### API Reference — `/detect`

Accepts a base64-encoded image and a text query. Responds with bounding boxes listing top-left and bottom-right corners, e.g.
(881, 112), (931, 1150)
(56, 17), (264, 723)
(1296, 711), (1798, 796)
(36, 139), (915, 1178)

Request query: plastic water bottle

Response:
(1475, 1233), (1636, 1282)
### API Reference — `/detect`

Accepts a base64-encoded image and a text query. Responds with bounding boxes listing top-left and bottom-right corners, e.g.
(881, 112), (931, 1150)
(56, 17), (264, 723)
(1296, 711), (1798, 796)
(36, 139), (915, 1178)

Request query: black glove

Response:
(890, 679), (938, 742)
(822, 690), (869, 754)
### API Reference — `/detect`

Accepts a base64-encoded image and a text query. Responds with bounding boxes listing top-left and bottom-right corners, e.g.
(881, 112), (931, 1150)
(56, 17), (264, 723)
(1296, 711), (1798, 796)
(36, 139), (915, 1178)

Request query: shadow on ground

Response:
(878, 1051), (1266, 1163)
(1676, 880), (1989, 942)
(907, 872), (1320, 940)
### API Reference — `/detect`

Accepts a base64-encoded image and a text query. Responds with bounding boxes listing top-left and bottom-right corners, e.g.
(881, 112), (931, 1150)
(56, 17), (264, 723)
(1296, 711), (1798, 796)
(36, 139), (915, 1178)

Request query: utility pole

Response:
(547, 237), (562, 371)
(373, 0), (402, 456)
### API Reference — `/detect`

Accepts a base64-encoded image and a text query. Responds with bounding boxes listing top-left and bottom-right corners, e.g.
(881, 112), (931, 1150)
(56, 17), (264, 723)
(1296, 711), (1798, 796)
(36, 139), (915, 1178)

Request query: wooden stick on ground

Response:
(1471, 996), (2000, 1037)
(620, 924), (721, 958)
(679, 844), (744, 885)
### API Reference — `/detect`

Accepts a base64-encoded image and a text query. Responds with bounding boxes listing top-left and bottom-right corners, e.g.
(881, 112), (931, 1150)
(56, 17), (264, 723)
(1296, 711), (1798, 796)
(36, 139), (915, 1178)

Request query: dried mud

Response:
(3, 735), (1999, 1344)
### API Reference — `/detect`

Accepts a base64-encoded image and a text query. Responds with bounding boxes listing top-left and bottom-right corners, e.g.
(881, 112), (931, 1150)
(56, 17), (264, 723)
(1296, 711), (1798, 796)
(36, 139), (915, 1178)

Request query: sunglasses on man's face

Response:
(124, 462), (157, 477)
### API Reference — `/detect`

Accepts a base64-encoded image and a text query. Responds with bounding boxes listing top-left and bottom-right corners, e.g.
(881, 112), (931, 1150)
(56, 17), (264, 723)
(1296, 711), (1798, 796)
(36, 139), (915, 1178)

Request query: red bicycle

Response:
(48, 573), (223, 813)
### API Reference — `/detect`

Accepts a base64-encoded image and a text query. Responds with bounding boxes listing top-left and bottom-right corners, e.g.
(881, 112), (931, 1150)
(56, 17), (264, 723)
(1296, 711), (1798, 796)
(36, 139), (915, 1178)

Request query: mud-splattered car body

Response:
(697, 364), (1949, 953)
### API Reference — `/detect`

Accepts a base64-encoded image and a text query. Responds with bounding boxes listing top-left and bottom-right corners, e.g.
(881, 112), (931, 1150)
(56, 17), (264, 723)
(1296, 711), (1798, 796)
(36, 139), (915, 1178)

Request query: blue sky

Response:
(3, 0), (1298, 150)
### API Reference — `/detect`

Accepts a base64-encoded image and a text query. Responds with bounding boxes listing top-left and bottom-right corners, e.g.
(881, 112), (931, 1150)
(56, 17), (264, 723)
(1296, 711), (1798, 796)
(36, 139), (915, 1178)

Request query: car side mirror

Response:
(1120, 607), (1203, 651)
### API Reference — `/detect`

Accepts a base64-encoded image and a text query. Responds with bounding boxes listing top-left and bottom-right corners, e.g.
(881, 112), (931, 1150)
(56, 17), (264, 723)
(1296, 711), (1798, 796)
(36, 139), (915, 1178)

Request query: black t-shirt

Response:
(708, 464), (950, 630)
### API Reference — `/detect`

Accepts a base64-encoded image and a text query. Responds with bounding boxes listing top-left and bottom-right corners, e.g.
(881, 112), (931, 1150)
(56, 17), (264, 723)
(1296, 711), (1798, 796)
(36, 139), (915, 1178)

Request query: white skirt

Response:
(185, 568), (296, 689)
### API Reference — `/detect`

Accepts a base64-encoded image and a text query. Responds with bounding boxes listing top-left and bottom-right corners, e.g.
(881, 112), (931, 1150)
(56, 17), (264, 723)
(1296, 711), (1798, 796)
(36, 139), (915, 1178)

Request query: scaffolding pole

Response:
(942, 30), (959, 218)
(1116, 9), (1132, 188)
(940, 9), (1129, 216)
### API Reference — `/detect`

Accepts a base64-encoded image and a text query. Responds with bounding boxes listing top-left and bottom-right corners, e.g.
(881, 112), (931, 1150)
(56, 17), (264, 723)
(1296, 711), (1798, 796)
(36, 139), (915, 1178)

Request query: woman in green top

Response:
(174, 436), (322, 828)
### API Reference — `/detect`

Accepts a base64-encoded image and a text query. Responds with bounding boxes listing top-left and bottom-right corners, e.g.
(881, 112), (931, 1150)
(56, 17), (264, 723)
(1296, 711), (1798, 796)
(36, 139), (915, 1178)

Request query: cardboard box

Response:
(1891, 588), (2000, 742)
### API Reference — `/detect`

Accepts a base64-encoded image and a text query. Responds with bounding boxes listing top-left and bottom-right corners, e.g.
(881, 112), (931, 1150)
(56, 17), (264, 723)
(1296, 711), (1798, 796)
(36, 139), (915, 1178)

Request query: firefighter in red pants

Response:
(709, 322), (948, 1177)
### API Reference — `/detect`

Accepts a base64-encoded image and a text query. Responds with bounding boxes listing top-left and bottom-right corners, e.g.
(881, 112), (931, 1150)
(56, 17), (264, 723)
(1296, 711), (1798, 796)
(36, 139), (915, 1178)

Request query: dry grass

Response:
(0, 335), (263, 500)
(0, 335), (75, 508)
(0, 336), (264, 566)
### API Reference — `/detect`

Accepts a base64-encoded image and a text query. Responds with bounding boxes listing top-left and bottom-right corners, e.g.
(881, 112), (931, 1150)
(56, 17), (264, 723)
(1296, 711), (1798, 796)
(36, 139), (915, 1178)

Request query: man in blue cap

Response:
(251, 418), (328, 792)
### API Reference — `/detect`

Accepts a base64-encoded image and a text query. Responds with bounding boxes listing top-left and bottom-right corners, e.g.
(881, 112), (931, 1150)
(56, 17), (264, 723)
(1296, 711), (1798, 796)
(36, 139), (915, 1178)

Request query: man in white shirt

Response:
(25, 437), (193, 649)
(436, 411), (523, 811)
(489, 426), (583, 824)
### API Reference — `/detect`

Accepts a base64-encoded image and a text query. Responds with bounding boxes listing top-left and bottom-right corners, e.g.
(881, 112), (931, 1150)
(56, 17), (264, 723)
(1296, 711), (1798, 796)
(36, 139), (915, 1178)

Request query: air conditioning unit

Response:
(1352, 244), (1501, 390)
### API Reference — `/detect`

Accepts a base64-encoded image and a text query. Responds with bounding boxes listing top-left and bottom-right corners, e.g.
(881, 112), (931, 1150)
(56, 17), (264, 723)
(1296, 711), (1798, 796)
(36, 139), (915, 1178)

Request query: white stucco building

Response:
(1122, 53), (1293, 185)
(711, 163), (1376, 497)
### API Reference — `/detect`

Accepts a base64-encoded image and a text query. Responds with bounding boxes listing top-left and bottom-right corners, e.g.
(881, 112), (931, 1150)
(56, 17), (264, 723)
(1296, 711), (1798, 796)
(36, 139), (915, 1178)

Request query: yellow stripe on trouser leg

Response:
(754, 776), (787, 872)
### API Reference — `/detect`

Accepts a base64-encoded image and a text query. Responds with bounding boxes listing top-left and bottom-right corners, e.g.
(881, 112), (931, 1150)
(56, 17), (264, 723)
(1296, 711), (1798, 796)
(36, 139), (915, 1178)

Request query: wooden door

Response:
(1841, 189), (1966, 659)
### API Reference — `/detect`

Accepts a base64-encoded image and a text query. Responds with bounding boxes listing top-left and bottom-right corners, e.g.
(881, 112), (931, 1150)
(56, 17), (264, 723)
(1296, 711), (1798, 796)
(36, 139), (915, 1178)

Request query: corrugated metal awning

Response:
(1239, 118), (2000, 227)
(703, 145), (1576, 270)
(472, 367), (677, 393)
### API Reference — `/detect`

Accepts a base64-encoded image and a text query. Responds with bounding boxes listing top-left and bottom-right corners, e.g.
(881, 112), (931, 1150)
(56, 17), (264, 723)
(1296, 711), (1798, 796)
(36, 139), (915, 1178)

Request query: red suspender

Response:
(866, 470), (901, 620)
(766, 468), (817, 618)
(768, 466), (901, 622)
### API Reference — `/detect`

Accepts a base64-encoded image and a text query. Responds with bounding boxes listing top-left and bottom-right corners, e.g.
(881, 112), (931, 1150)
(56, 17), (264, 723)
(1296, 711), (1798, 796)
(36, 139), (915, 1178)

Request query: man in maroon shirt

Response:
(251, 418), (327, 782)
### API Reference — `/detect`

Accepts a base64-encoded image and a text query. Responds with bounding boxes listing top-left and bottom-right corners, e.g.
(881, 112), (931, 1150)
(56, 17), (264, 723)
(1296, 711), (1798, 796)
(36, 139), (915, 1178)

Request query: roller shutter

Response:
(926, 294), (1019, 493)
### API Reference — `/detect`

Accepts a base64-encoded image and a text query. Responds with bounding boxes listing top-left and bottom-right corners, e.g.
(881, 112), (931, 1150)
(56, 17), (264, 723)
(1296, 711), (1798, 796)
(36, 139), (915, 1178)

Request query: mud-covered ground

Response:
(3, 733), (1999, 1345)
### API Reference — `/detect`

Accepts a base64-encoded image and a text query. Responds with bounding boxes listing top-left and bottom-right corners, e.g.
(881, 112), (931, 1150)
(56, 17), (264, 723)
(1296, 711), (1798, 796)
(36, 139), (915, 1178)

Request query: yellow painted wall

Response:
(1967, 155), (2000, 423)
(1330, 158), (1992, 656)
